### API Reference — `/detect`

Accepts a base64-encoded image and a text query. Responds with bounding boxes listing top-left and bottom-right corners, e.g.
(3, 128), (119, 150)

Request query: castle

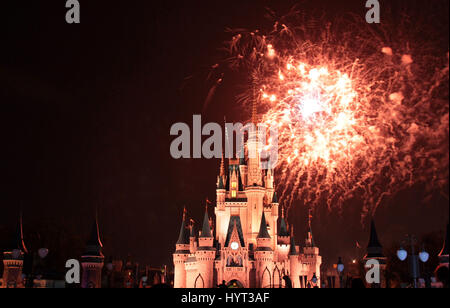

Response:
(173, 111), (322, 288)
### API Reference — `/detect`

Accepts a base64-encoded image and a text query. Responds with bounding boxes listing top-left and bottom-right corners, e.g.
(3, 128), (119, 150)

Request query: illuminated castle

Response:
(173, 107), (322, 288)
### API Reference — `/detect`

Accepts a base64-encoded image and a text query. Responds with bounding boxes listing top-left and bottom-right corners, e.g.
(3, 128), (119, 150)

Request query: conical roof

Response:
(272, 192), (278, 203)
(176, 209), (190, 245)
(367, 220), (382, 249)
(86, 218), (103, 248)
(278, 209), (289, 237)
(257, 212), (271, 239)
(199, 210), (212, 238)
(364, 219), (385, 259)
(279, 219), (288, 236)
(83, 215), (104, 257)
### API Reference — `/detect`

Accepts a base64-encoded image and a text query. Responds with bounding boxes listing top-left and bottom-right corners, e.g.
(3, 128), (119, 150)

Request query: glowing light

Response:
(300, 95), (324, 118)
(267, 44), (276, 59)
(220, 11), (449, 220)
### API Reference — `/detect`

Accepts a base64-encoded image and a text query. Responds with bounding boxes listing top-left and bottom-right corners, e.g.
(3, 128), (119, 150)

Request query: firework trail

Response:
(213, 4), (449, 221)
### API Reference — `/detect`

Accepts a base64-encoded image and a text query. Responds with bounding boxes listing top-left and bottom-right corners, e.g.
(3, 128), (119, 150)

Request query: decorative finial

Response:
(183, 206), (187, 221)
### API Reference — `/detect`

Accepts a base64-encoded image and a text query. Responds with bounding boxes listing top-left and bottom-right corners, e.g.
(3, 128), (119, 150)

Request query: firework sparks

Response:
(214, 8), (449, 220)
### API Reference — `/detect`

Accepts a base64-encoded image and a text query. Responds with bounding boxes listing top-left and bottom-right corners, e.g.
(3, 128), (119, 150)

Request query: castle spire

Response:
(86, 216), (103, 248)
(279, 206), (289, 237)
(200, 207), (212, 238)
(84, 214), (103, 257)
(367, 219), (382, 249)
(176, 207), (190, 245)
(272, 191), (278, 204)
(364, 219), (384, 259)
(257, 212), (271, 239)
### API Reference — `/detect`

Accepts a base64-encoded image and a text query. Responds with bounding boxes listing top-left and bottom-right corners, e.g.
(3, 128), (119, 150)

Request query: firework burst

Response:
(211, 5), (449, 220)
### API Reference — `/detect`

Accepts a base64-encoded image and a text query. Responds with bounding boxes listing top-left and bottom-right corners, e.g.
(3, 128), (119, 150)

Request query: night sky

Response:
(1, 0), (448, 269)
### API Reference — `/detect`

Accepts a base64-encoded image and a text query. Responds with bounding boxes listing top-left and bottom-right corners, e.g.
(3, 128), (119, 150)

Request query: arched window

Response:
(236, 256), (243, 266)
(273, 266), (281, 288)
(261, 267), (271, 288)
(194, 274), (204, 288)
(227, 256), (234, 267)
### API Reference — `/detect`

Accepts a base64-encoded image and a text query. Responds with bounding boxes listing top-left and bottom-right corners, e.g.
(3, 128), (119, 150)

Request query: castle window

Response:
(231, 182), (237, 189)
(231, 191), (237, 198)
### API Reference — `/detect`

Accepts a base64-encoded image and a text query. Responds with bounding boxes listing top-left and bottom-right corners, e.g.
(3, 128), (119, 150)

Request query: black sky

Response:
(1, 0), (448, 269)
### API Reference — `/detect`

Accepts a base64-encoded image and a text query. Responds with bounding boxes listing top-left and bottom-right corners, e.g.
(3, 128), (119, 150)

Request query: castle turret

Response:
(81, 216), (105, 288)
(195, 209), (216, 288)
(1, 214), (27, 288)
(302, 211), (321, 288)
(255, 212), (274, 288)
(288, 227), (301, 288)
(363, 219), (387, 288)
(173, 208), (190, 288)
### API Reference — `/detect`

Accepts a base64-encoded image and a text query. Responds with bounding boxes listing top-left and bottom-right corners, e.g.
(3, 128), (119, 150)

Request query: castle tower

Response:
(288, 227), (300, 288)
(215, 153), (227, 244)
(245, 180), (266, 246)
(255, 212), (274, 288)
(276, 206), (290, 262)
(173, 208), (190, 288)
(194, 209), (216, 288)
(81, 217), (105, 288)
(363, 219), (387, 288)
(1, 214), (27, 288)
(438, 223), (449, 267)
(302, 211), (322, 288)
